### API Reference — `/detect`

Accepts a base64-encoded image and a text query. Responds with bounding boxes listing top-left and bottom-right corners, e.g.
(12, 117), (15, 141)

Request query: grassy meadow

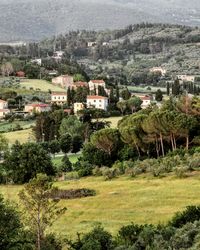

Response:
(1, 174), (200, 238)
(20, 79), (64, 92)
(4, 128), (35, 145)
(92, 117), (122, 128)
(52, 154), (81, 167)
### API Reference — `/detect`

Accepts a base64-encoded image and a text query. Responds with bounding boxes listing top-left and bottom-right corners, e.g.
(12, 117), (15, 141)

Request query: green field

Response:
(125, 85), (167, 94)
(20, 79), (64, 92)
(0, 120), (35, 132)
(4, 128), (35, 144)
(93, 117), (122, 128)
(1, 174), (200, 238)
(53, 154), (81, 167)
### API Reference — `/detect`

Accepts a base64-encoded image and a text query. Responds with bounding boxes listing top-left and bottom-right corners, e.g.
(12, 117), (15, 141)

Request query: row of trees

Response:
(78, 96), (200, 168)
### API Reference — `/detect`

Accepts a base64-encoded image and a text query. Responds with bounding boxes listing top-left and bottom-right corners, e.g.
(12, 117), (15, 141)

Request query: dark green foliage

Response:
(60, 134), (72, 154)
(48, 140), (60, 155)
(120, 88), (131, 100)
(34, 110), (68, 142)
(172, 79), (181, 96)
(117, 224), (145, 246)
(71, 135), (83, 153)
(68, 225), (114, 250)
(41, 234), (62, 250)
(169, 206), (200, 228)
(155, 89), (163, 102)
(0, 195), (33, 249)
(59, 155), (72, 172)
(4, 142), (55, 183)
(73, 161), (94, 177)
(118, 145), (137, 161)
(81, 143), (112, 167)
(48, 188), (96, 200)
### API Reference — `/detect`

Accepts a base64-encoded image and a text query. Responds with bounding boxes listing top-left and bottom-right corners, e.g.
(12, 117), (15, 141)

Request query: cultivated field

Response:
(20, 79), (64, 92)
(1, 174), (200, 238)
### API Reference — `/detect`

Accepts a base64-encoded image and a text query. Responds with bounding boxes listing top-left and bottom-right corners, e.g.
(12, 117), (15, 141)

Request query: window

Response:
(94, 100), (96, 102)
(99, 100), (102, 102)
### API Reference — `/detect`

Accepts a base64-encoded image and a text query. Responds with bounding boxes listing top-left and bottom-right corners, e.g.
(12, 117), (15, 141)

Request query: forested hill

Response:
(0, 0), (200, 42)
(37, 23), (200, 82)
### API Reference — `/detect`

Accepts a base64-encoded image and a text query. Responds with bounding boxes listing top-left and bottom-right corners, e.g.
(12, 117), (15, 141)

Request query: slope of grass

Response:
(1, 175), (200, 238)
(20, 79), (64, 92)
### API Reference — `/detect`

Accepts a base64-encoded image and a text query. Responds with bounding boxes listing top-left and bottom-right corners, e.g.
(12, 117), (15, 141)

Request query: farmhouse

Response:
(0, 99), (10, 118)
(51, 92), (67, 105)
(87, 95), (108, 110)
(52, 75), (74, 88)
(24, 103), (51, 114)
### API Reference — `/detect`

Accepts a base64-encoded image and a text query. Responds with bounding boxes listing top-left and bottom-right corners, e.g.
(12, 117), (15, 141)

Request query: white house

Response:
(31, 58), (42, 66)
(24, 103), (51, 114)
(51, 92), (67, 105)
(87, 42), (97, 47)
(74, 102), (85, 114)
(88, 80), (106, 93)
(177, 75), (195, 83)
(87, 95), (108, 111)
(52, 51), (65, 61)
(140, 96), (151, 109)
(0, 99), (10, 118)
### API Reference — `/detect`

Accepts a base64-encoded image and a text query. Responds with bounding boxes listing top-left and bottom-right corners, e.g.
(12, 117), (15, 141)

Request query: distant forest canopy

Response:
(0, 23), (200, 84)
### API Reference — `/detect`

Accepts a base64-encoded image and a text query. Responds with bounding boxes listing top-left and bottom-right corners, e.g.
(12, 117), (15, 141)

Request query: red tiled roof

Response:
(26, 103), (50, 108)
(140, 96), (151, 101)
(87, 95), (108, 100)
(74, 81), (88, 87)
(90, 80), (105, 84)
(0, 99), (7, 103)
(0, 109), (9, 112)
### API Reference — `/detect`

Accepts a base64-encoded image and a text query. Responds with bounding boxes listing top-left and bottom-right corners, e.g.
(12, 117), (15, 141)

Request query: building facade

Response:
(87, 95), (108, 110)
(0, 100), (10, 118)
(51, 92), (67, 105)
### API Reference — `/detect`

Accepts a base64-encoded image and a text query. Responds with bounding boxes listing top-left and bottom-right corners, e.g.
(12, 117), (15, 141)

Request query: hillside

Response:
(0, 0), (200, 42)
(37, 24), (200, 83)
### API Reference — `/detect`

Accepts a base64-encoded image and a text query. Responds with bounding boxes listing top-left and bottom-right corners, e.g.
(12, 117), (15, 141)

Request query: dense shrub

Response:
(48, 188), (96, 200)
(169, 206), (200, 228)
(73, 161), (94, 177)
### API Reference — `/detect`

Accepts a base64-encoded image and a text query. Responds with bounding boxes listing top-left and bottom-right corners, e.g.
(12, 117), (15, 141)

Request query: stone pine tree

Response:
(19, 174), (66, 250)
